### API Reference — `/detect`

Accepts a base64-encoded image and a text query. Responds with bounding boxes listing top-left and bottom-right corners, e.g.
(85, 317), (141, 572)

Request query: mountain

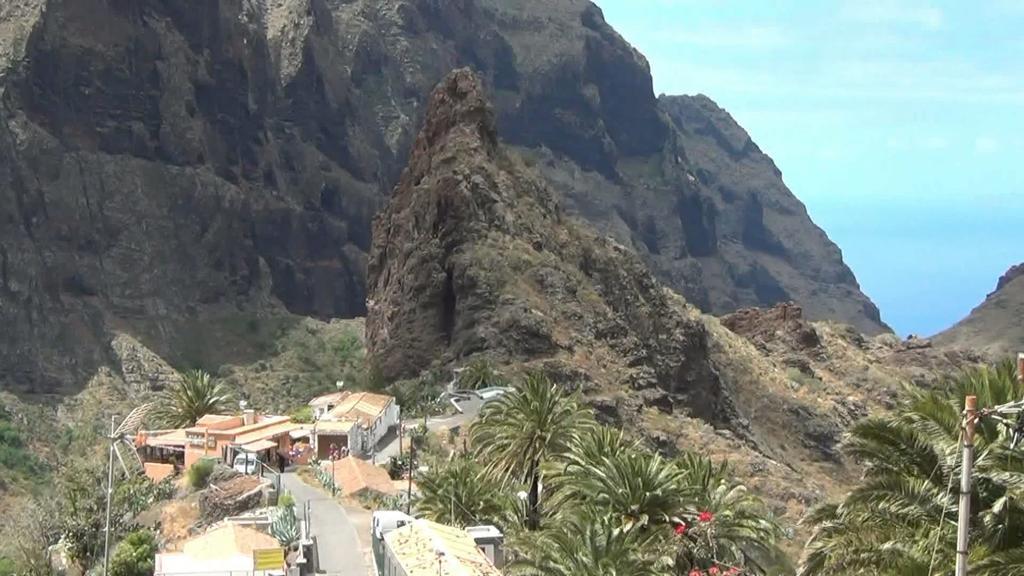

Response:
(0, 0), (884, 395)
(934, 263), (1024, 358)
(366, 69), (958, 538)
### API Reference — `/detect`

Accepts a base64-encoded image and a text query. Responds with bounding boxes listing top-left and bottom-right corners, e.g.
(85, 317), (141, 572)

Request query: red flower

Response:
(708, 567), (720, 575)
(699, 510), (714, 523)
(674, 523), (688, 535)
(726, 568), (741, 575)
(688, 570), (704, 576)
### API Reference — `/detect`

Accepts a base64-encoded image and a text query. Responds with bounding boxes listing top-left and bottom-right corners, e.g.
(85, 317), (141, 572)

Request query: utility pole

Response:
(407, 443), (416, 514)
(102, 416), (116, 576)
(956, 395), (978, 576)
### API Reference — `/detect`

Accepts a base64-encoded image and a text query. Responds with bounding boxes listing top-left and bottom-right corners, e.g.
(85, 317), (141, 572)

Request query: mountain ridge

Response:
(0, 0), (885, 395)
(934, 262), (1024, 358)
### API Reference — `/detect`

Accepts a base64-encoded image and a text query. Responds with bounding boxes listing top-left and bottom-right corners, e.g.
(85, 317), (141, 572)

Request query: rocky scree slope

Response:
(1, 0), (883, 395)
(934, 263), (1024, 358)
(366, 69), (892, 529)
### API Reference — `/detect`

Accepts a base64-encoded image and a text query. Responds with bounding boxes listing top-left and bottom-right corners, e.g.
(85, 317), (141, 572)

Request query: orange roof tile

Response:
(182, 524), (280, 560)
(308, 391), (350, 407)
(233, 420), (298, 446)
(324, 392), (394, 424)
(320, 457), (398, 497)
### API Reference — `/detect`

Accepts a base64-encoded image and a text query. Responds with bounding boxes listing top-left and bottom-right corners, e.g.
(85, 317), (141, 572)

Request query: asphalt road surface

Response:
(281, 472), (371, 576)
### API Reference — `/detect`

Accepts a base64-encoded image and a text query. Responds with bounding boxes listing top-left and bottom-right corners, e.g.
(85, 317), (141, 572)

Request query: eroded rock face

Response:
(366, 71), (925, 535)
(366, 69), (735, 424)
(1, 0), (886, 393)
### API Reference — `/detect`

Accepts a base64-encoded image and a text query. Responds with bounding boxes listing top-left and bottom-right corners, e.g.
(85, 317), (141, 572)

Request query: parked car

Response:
(233, 452), (260, 475)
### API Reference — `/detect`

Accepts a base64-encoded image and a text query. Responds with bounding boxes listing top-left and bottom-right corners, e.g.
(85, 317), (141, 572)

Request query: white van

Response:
(371, 510), (414, 540)
(233, 452), (260, 475)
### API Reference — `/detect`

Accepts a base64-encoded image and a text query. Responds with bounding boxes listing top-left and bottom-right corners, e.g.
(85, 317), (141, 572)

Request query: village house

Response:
(137, 410), (299, 479)
(320, 455), (404, 498)
(309, 391), (400, 458)
(154, 523), (284, 576)
(381, 520), (503, 576)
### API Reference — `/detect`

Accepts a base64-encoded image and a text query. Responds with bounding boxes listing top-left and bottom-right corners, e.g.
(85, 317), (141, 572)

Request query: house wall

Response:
(382, 543), (409, 576)
(364, 402), (400, 454)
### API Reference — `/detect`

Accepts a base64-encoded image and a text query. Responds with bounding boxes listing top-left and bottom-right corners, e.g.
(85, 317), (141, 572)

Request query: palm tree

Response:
(547, 429), (785, 574)
(799, 361), (1024, 576)
(415, 457), (516, 529)
(549, 440), (691, 533)
(508, 515), (667, 576)
(673, 453), (788, 574)
(458, 358), (506, 390)
(154, 370), (231, 428)
(471, 373), (593, 530)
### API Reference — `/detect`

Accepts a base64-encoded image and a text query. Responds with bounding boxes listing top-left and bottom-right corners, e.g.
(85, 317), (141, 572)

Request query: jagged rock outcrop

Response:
(1, 0), (885, 394)
(934, 263), (1024, 358)
(366, 70), (898, 530)
(367, 69), (733, 422)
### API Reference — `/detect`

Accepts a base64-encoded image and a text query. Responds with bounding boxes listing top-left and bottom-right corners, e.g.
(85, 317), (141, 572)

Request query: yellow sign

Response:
(252, 547), (284, 571)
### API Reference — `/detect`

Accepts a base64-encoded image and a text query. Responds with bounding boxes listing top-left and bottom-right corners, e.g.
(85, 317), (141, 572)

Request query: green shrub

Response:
(0, 555), (16, 576)
(109, 530), (157, 576)
(186, 459), (216, 490)
(278, 490), (295, 509)
(288, 406), (314, 424)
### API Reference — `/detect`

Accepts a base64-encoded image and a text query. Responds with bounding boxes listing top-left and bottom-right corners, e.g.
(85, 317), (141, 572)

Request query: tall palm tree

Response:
(415, 457), (516, 529)
(799, 361), (1024, 576)
(154, 370), (231, 428)
(471, 372), (593, 530)
(508, 515), (667, 576)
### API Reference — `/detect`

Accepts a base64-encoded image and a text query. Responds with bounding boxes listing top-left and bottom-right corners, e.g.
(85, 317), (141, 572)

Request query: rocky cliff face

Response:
(934, 263), (1024, 358)
(1, 0), (884, 394)
(366, 70), (907, 532)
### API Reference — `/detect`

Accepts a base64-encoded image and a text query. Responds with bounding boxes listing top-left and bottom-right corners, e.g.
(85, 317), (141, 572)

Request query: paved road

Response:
(281, 472), (370, 576)
(376, 396), (484, 461)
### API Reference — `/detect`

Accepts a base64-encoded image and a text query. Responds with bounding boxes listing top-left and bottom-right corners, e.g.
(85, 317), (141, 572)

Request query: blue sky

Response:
(597, 0), (1023, 336)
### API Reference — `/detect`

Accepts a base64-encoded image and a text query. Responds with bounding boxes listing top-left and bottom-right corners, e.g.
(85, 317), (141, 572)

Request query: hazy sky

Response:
(597, 0), (1023, 336)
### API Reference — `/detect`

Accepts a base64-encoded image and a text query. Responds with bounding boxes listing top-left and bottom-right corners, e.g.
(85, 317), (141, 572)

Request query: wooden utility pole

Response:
(1018, 352), (1024, 384)
(956, 395), (978, 576)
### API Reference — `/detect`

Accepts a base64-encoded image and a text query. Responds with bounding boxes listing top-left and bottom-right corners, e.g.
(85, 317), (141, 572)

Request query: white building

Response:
(313, 391), (400, 456)
(381, 520), (502, 576)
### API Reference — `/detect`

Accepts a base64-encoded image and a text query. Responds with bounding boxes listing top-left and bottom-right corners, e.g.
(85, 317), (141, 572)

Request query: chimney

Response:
(465, 525), (504, 569)
(243, 409), (256, 426)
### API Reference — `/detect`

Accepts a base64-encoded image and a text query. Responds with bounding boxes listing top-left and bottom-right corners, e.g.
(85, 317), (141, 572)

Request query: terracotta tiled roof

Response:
(308, 391), (350, 407)
(320, 456), (398, 497)
(140, 429), (190, 447)
(182, 524), (280, 560)
(324, 392), (394, 424)
(233, 420), (298, 446)
(383, 520), (500, 576)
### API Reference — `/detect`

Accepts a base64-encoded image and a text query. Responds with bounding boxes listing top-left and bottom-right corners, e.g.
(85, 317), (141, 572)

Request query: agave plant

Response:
(270, 505), (299, 548)
(799, 361), (1024, 576)
(154, 370), (231, 428)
